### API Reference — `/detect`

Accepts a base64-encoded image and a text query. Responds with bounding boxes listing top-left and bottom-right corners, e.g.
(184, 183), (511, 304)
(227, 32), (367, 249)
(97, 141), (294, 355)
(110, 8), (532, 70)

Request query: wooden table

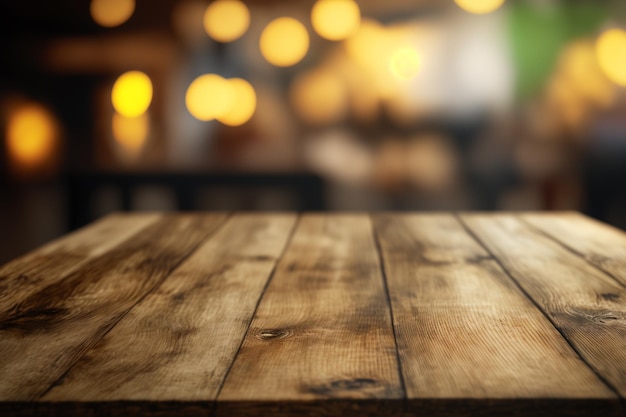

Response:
(1, 212), (625, 417)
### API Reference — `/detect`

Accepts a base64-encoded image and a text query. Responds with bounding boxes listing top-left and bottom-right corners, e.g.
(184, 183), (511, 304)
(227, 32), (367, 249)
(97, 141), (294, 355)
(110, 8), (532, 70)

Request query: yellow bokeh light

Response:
(311, 0), (361, 41)
(390, 47), (421, 80)
(596, 28), (626, 87)
(260, 17), (310, 67)
(345, 19), (408, 96)
(454, 0), (505, 15)
(112, 112), (149, 155)
(6, 104), (57, 167)
(290, 69), (347, 125)
(345, 19), (387, 67)
(186, 74), (235, 121)
(90, 0), (135, 27)
(218, 78), (257, 126)
(111, 71), (153, 118)
(203, 0), (250, 43)
(559, 40), (614, 108)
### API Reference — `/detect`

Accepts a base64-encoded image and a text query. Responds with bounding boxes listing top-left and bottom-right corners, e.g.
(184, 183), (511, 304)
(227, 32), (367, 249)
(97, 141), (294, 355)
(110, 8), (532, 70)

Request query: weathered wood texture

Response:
(461, 214), (626, 398)
(43, 213), (297, 401)
(0, 212), (625, 417)
(374, 214), (614, 399)
(0, 213), (227, 400)
(522, 212), (626, 288)
(217, 214), (403, 412)
(0, 213), (161, 315)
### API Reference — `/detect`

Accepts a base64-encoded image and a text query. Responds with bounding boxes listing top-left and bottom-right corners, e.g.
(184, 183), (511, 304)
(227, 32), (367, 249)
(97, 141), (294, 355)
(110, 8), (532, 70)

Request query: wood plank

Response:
(42, 213), (297, 402)
(461, 214), (626, 398)
(0, 213), (161, 315)
(217, 214), (403, 415)
(373, 213), (615, 402)
(0, 213), (227, 401)
(522, 212), (626, 287)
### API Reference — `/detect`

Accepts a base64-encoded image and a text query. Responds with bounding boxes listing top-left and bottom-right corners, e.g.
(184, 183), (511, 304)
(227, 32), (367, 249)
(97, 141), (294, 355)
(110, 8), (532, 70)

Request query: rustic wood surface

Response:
(460, 214), (626, 399)
(0, 212), (624, 417)
(218, 214), (403, 415)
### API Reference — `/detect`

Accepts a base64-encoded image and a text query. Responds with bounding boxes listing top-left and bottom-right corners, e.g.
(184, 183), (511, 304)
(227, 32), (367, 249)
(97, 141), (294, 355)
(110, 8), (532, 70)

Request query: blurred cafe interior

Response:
(2, 0), (626, 263)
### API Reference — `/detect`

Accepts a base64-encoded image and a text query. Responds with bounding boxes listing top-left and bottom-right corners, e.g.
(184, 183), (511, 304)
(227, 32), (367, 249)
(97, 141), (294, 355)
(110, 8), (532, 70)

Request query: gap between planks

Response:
(455, 213), (623, 400)
(40, 213), (299, 406)
(517, 215), (626, 291)
(212, 214), (302, 404)
(36, 213), (233, 400)
(374, 213), (615, 404)
(371, 215), (409, 406)
(216, 213), (404, 409)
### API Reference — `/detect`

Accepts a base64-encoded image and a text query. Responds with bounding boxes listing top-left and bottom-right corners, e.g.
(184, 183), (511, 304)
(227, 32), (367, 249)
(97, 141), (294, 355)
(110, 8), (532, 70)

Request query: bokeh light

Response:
(111, 71), (153, 118)
(558, 40), (614, 108)
(390, 47), (421, 80)
(203, 0), (250, 43)
(311, 0), (361, 41)
(6, 103), (58, 168)
(290, 69), (348, 125)
(260, 17), (310, 67)
(454, 0), (505, 15)
(90, 0), (135, 28)
(596, 28), (626, 87)
(218, 78), (257, 126)
(185, 74), (235, 121)
(344, 19), (392, 93)
(112, 112), (149, 155)
(344, 19), (386, 68)
(344, 19), (411, 97)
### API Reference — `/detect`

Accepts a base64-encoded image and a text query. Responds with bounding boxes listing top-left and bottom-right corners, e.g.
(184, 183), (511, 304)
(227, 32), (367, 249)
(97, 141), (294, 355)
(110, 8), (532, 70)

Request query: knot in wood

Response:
(308, 378), (379, 395)
(600, 293), (620, 302)
(256, 328), (292, 340)
(330, 378), (378, 390)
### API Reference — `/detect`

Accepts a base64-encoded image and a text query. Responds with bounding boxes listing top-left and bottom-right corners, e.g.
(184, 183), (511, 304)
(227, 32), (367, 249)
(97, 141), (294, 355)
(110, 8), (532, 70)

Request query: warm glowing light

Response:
(345, 19), (386, 66)
(90, 0), (135, 27)
(546, 76), (587, 129)
(290, 69), (347, 125)
(112, 112), (149, 154)
(111, 71), (153, 118)
(260, 17), (310, 67)
(186, 74), (235, 121)
(218, 78), (256, 126)
(596, 28), (626, 87)
(559, 40), (614, 107)
(454, 0), (505, 15)
(344, 19), (403, 96)
(203, 0), (250, 43)
(6, 104), (57, 167)
(390, 47), (421, 80)
(311, 0), (360, 41)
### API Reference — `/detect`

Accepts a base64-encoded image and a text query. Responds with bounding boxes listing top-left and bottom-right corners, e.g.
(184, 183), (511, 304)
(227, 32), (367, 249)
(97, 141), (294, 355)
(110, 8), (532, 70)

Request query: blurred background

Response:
(2, 0), (626, 263)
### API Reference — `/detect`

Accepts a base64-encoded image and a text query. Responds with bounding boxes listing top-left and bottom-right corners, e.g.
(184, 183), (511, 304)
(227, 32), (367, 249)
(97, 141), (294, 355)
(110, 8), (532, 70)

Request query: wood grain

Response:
(0, 213), (227, 401)
(43, 213), (297, 401)
(374, 213), (614, 400)
(217, 214), (403, 412)
(0, 213), (161, 315)
(1, 212), (625, 417)
(461, 214), (626, 398)
(522, 212), (626, 288)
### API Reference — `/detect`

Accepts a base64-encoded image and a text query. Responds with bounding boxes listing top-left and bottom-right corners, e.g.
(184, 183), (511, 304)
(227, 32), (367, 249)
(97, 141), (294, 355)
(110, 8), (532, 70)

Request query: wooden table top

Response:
(1, 212), (625, 417)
